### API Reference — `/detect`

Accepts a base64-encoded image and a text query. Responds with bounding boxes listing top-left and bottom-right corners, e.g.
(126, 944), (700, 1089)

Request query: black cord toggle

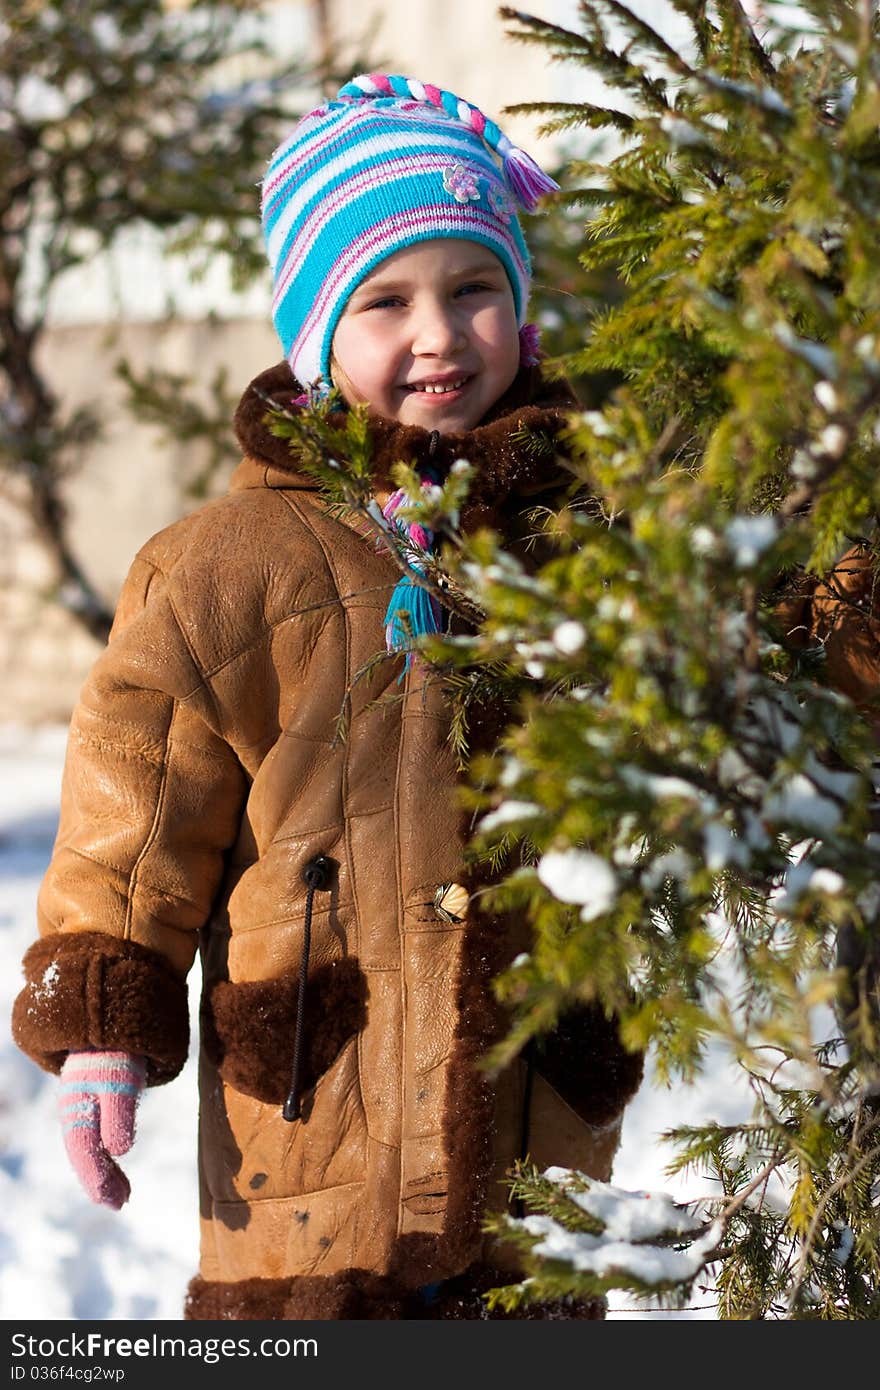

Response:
(282, 855), (333, 1122)
(302, 855), (332, 891)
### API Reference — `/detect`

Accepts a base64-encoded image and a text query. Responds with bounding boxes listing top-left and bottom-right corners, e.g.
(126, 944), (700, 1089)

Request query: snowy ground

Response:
(0, 724), (750, 1322)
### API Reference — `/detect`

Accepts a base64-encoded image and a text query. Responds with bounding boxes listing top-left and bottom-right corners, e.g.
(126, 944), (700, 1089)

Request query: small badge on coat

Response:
(434, 882), (469, 924)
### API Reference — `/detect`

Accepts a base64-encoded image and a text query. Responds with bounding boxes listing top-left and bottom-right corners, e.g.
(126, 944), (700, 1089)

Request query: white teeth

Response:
(411, 378), (467, 394)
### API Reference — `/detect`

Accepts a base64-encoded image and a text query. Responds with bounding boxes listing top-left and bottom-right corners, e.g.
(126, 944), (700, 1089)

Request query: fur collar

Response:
(230, 361), (578, 531)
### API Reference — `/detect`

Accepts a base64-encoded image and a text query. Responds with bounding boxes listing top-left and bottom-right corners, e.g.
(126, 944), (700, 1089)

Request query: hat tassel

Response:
(502, 145), (559, 213)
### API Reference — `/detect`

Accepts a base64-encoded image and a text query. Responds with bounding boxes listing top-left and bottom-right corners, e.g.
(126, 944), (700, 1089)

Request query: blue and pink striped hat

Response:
(261, 72), (558, 389)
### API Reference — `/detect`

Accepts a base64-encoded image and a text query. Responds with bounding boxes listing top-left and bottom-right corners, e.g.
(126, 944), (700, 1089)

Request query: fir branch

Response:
(665, 0), (718, 60)
(784, 1114), (880, 1316)
(727, 0), (779, 83)
(502, 99), (636, 135)
(592, 0), (698, 81)
(780, 377), (880, 525)
(696, 69), (793, 124)
(498, 7), (592, 52)
(257, 389), (484, 633)
(501, 4), (672, 113)
(331, 644), (404, 745)
(718, 1150), (788, 1220)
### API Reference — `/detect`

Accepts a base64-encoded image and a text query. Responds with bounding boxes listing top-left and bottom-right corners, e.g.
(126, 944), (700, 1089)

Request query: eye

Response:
(366, 295), (404, 310)
(456, 282), (493, 296)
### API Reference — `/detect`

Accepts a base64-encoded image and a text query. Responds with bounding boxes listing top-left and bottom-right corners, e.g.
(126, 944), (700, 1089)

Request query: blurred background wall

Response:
(1, 0), (581, 722)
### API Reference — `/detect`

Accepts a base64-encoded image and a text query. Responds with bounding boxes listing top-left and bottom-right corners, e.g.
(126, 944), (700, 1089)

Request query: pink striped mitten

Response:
(59, 1051), (146, 1210)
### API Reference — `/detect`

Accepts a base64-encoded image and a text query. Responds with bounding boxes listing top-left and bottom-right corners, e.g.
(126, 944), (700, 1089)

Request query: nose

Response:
(411, 299), (466, 356)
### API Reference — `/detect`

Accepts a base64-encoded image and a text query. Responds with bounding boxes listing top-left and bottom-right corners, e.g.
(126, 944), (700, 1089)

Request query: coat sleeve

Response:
(11, 551), (249, 1085)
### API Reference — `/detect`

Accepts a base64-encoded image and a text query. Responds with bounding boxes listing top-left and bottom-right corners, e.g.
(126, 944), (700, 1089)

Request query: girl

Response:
(12, 73), (643, 1321)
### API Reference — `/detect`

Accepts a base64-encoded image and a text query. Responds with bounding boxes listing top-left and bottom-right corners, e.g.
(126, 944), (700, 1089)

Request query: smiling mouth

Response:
(404, 376), (471, 395)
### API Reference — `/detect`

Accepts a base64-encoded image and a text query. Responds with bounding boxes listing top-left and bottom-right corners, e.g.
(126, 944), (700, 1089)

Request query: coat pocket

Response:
(201, 956), (367, 1106)
(532, 1002), (645, 1128)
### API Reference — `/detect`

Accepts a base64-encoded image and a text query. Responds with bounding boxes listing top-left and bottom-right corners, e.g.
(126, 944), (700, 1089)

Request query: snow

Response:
(520, 1209), (724, 1285)
(537, 848), (618, 921)
(641, 848), (694, 890)
(700, 73), (792, 118)
(620, 767), (712, 806)
(814, 381), (839, 414)
(725, 514), (778, 568)
(703, 819), (749, 870)
(659, 115), (707, 149)
(690, 525), (717, 556)
(762, 772), (843, 834)
(478, 800), (543, 833)
(831, 1223), (854, 1267)
(817, 424), (847, 459)
(541, 1171), (705, 1240)
(0, 725), (200, 1321)
(552, 620), (586, 655)
(772, 858), (845, 914)
(0, 724), (745, 1321)
(579, 410), (616, 437)
(498, 757), (524, 788)
(790, 449), (819, 481)
(805, 867), (844, 895)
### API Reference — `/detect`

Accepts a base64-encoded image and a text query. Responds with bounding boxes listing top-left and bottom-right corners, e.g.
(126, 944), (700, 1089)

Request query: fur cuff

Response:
(201, 957), (367, 1104)
(185, 1272), (417, 1321)
(185, 1276), (295, 1321)
(11, 931), (188, 1084)
(185, 1265), (603, 1320)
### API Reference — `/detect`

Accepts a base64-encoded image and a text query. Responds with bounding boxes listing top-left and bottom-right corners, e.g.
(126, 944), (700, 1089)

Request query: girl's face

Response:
(330, 240), (521, 433)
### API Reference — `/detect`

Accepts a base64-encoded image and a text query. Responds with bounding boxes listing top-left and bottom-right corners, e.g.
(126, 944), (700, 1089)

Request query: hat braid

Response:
(337, 72), (559, 213)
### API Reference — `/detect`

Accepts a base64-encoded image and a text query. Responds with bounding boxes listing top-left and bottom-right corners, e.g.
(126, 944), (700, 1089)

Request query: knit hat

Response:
(261, 72), (558, 389)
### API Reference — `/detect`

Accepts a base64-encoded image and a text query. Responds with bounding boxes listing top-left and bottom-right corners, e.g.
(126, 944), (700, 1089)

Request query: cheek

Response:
(330, 320), (363, 382)
(476, 305), (521, 384)
(332, 320), (398, 393)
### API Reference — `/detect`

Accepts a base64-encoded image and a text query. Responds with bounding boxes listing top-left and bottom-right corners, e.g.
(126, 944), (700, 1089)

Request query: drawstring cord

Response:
(282, 854), (333, 1122)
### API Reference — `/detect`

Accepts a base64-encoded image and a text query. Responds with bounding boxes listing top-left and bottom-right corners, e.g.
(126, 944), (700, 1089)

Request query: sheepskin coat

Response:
(13, 362), (644, 1321)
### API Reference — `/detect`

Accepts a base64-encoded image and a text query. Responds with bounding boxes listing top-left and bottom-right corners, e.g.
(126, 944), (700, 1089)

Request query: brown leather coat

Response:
(13, 363), (643, 1320)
